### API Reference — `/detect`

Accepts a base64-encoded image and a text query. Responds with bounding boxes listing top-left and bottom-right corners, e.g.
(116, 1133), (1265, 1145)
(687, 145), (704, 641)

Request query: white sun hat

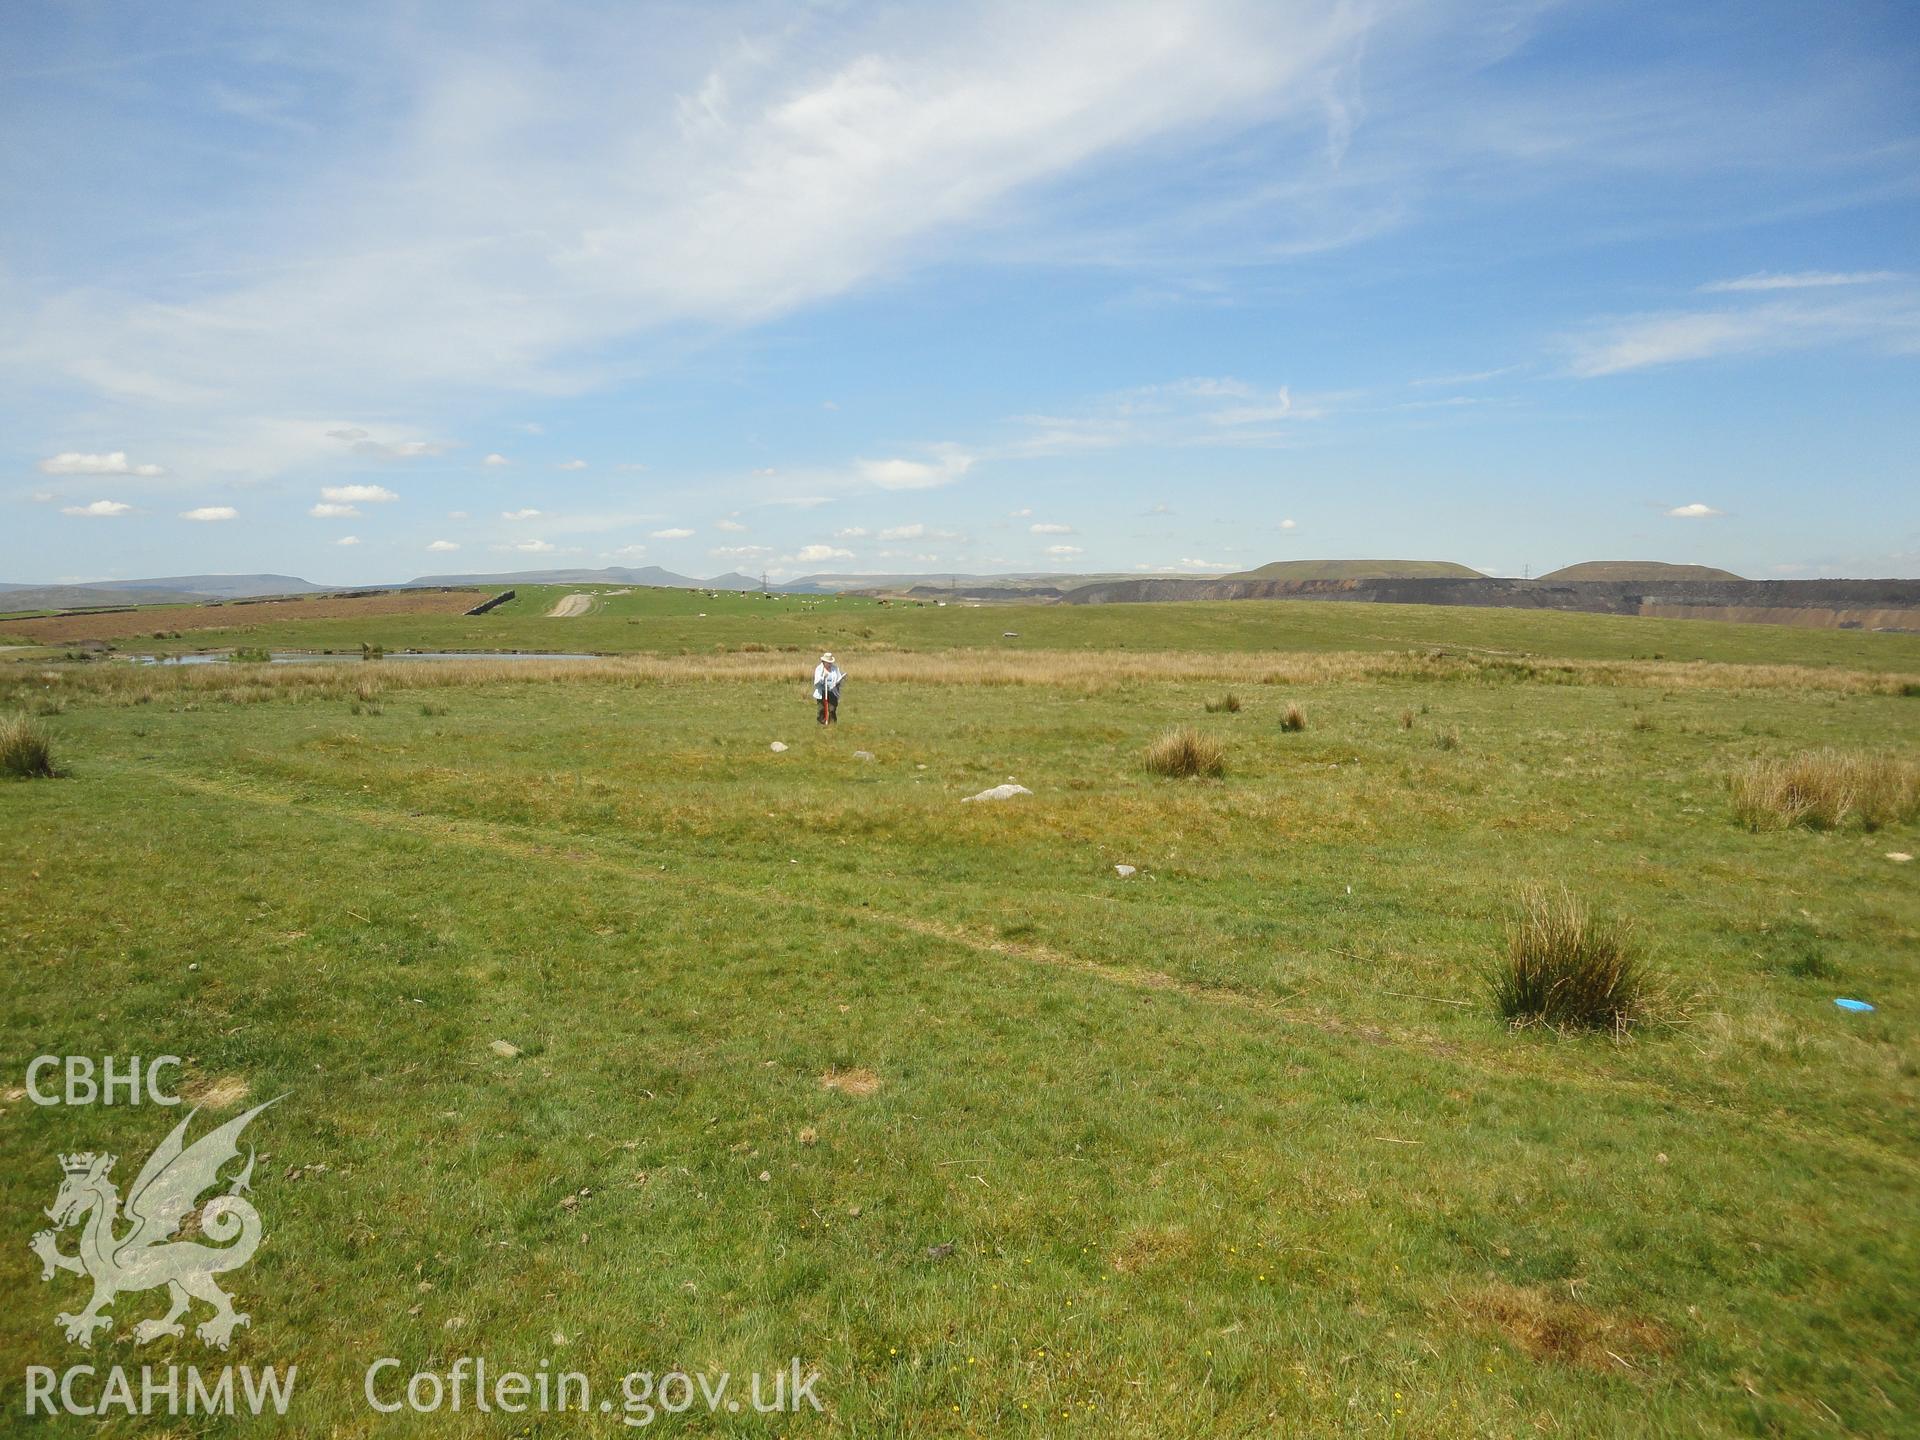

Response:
(821, 651), (835, 663)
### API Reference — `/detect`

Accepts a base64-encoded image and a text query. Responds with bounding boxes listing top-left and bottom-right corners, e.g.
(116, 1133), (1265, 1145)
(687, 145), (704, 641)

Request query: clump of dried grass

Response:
(1144, 726), (1226, 778)
(1203, 692), (1241, 713)
(0, 712), (59, 778)
(1492, 884), (1649, 1034)
(1279, 702), (1307, 732)
(1731, 750), (1920, 831)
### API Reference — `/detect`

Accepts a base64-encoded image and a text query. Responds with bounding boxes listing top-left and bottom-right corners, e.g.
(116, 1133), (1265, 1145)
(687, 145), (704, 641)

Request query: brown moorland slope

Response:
(0, 587), (490, 645)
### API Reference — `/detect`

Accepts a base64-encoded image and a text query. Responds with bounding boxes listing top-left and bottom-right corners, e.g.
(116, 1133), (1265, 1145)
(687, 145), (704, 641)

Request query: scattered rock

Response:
(798, 1126), (819, 1146)
(770, 741), (789, 753)
(961, 783), (1032, 803)
(847, 1204), (862, 1218)
(490, 1039), (522, 1059)
(1114, 864), (1137, 878)
(853, 750), (875, 762)
(1002, 631), (1019, 637)
(1888, 852), (1913, 863)
(926, 1242), (955, 1260)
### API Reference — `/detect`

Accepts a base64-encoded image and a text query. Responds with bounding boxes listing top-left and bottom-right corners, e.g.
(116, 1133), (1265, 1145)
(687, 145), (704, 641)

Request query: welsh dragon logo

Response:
(30, 1099), (279, 1350)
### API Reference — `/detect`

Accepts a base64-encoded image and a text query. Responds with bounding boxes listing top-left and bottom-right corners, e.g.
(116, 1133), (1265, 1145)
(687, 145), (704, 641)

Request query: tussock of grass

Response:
(1203, 692), (1241, 713)
(1492, 885), (1647, 1034)
(1279, 703), (1307, 732)
(1731, 749), (1920, 831)
(1434, 726), (1461, 751)
(1399, 708), (1415, 729)
(0, 712), (58, 778)
(1145, 726), (1225, 778)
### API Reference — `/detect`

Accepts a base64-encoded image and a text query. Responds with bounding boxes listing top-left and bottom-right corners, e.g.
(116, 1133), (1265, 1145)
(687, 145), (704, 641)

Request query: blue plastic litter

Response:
(1834, 998), (1876, 1013)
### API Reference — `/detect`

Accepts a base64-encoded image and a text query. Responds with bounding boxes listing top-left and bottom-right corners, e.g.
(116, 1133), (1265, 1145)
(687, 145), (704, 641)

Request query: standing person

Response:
(813, 651), (844, 725)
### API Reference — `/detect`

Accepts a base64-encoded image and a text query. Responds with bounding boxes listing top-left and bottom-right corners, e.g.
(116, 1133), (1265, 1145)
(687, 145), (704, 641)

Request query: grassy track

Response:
(1, 604), (1916, 1436)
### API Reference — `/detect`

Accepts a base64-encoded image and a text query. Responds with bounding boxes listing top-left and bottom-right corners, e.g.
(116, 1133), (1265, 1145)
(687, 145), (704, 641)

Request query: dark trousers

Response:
(818, 690), (839, 725)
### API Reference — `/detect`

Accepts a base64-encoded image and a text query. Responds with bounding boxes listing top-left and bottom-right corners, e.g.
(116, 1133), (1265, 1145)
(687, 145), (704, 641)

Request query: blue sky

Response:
(3, 0), (1916, 583)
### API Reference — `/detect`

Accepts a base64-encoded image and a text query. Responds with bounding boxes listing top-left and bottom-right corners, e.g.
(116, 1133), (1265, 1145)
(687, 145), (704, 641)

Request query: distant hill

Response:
(0, 584), (213, 612)
(1227, 559), (1485, 581)
(408, 565), (706, 589)
(789, 571), (1165, 596)
(705, 572), (765, 591)
(0, 574), (328, 612)
(1538, 561), (1745, 582)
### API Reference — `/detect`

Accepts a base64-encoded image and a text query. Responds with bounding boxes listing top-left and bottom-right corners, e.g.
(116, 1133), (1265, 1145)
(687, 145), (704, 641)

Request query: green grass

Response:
(1, 606), (1916, 1436)
(10, 582), (1920, 673)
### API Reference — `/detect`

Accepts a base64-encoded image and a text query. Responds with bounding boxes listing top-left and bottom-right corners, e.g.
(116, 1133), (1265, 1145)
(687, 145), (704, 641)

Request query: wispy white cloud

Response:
(1699, 270), (1901, 293)
(180, 505), (238, 522)
(321, 483), (398, 504)
(714, 518), (747, 532)
(1030, 522), (1074, 535)
(39, 451), (164, 477)
(1045, 543), (1083, 557)
(61, 499), (132, 517)
(650, 527), (694, 539)
(483, 453), (511, 466)
(558, 459), (589, 471)
(326, 427), (451, 459)
(427, 539), (460, 551)
(1564, 293), (1920, 376)
(1180, 557), (1236, 569)
(309, 502), (360, 518)
(1667, 502), (1723, 518)
(502, 507), (542, 519)
(335, 534), (361, 546)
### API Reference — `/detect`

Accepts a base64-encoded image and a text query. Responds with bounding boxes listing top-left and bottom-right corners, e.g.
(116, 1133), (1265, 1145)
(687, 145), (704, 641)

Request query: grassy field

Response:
(8, 583), (1920, 673)
(2, 599), (1917, 1436)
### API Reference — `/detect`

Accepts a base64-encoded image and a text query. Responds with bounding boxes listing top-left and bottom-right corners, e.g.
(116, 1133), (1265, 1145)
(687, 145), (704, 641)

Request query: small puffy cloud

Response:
(1668, 502), (1724, 518)
(752, 467), (778, 477)
(321, 483), (398, 504)
(483, 453), (511, 466)
(427, 539), (460, 552)
(502, 508), (541, 520)
(610, 544), (648, 557)
(1030, 522), (1073, 535)
(510, 539), (555, 553)
(792, 544), (853, 563)
(557, 459), (589, 470)
(61, 499), (132, 517)
(714, 518), (748, 533)
(41, 451), (165, 477)
(650, 527), (694, 540)
(879, 523), (925, 541)
(1010, 507), (1033, 517)
(1700, 270), (1900, 293)
(1180, 557), (1236, 570)
(834, 526), (869, 539)
(1280, 518), (1297, 529)
(711, 544), (772, 559)
(1045, 544), (1083, 557)
(310, 502), (360, 518)
(1147, 503), (1172, 515)
(858, 446), (973, 490)
(335, 535), (361, 546)
(180, 505), (237, 522)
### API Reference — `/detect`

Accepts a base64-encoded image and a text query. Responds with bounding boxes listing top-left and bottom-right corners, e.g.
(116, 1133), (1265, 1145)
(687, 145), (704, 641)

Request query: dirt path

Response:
(546, 593), (593, 618)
